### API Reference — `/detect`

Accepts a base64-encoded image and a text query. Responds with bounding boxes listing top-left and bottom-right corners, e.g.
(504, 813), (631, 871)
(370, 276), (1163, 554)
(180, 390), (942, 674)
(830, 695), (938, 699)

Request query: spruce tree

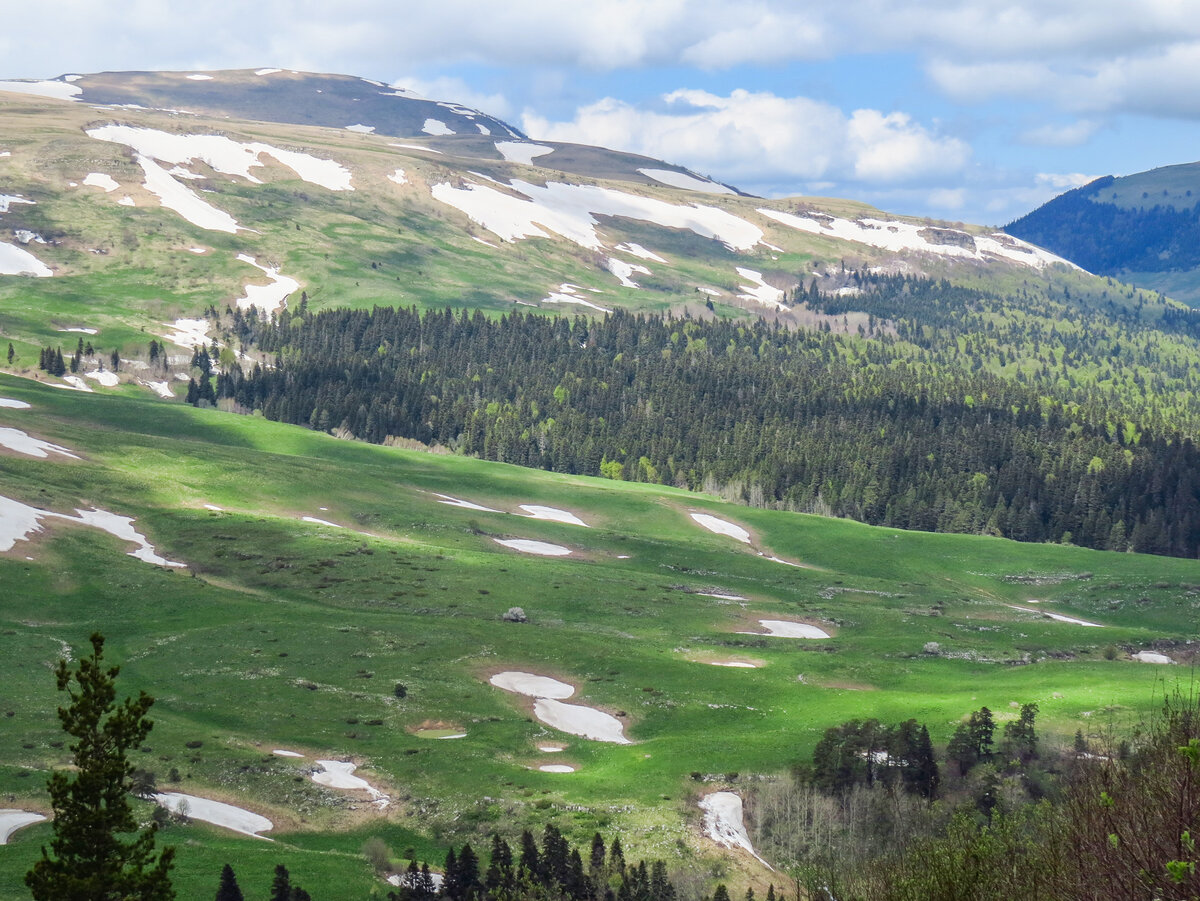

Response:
(25, 632), (175, 901)
(269, 864), (291, 901)
(214, 863), (243, 901)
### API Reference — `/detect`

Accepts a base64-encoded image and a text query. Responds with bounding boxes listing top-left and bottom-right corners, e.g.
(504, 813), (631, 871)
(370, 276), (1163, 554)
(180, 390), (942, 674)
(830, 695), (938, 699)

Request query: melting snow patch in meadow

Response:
(434, 494), (500, 513)
(495, 142), (554, 165)
(0, 427), (78, 459)
(607, 257), (650, 288)
(234, 254), (298, 314)
(0, 194), (34, 213)
(345, 124), (375, 134)
(0, 79), (81, 101)
(539, 764), (575, 773)
(541, 284), (611, 313)
(14, 230), (46, 244)
(0, 810), (46, 844)
(132, 154), (240, 232)
(758, 208), (1072, 271)
(145, 380), (173, 399)
(0, 242), (52, 277)
(1007, 605), (1104, 627)
(161, 318), (211, 348)
(518, 505), (589, 527)
(490, 672), (628, 743)
(83, 368), (119, 387)
(491, 672), (575, 699)
(301, 516), (343, 528)
(389, 143), (443, 154)
(711, 661), (758, 668)
(697, 592), (748, 601)
(422, 118), (455, 136)
(388, 168), (408, 185)
(736, 268), (786, 310)
(1133, 651), (1174, 664)
(72, 508), (186, 567)
(690, 513), (751, 543)
(740, 620), (830, 639)
(312, 761), (389, 808)
(153, 793), (272, 838)
(58, 327), (98, 334)
(493, 538), (572, 556)
(117, 196), (135, 207)
(700, 792), (771, 867)
(186, 74), (214, 80)
(430, 178), (763, 252)
(0, 398), (31, 409)
(615, 242), (667, 263)
(638, 168), (735, 195)
(58, 375), (92, 392)
(203, 504), (223, 511)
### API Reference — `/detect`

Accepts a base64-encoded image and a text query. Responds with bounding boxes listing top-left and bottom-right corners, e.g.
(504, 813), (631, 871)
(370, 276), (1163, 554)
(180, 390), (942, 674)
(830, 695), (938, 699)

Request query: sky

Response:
(5, 0), (1200, 225)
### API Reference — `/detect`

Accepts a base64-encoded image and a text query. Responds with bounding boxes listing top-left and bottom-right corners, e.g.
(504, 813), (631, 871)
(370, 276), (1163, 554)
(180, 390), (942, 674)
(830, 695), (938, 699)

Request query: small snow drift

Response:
(422, 118), (455, 136)
(638, 168), (735, 195)
(541, 283), (611, 313)
(0, 809), (46, 844)
(490, 671), (631, 744)
(739, 620), (830, 639)
(0, 427), (79, 459)
(0, 242), (52, 277)
(83, 172), (120, 192)
(517, 505), (589, 527)
(1133, 651), (1174, 664)
(272, 749), (304, 758)
(736, 268), (786, 311)
(82, 369), (119, 387)
(710, 661), (758, 668)
(1007, 605), (1104, 628)
(312, 760), (389, 808)
(493, 538), (571, 556)
(690, 512), (751, 544)
(495, 142), (554, 166)
(539, 764), (575, 773)
(153, 792), (272, 838)
(301, 516), (343, 528)
(614, 242), (667, 263)
(490, 672), (574, 699)
(234, 254), (299, 315)
(435, 494), (500, 512)
(0, 398), (31, 409)
(388, 168), (408, 185)
(161, 318), (210, 349)
(607, 257), (651, 289)
(699, 792), (772, 868)
(0, 493), (185, 567)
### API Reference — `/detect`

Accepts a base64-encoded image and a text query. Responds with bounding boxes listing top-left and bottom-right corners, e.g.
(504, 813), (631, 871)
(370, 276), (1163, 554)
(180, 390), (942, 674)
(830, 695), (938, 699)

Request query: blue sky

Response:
(6, 0), (1200, 225)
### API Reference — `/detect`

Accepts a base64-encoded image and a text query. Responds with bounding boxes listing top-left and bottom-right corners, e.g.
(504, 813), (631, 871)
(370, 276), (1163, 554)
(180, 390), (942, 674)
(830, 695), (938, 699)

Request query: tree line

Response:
(210, 300), (1200, 557)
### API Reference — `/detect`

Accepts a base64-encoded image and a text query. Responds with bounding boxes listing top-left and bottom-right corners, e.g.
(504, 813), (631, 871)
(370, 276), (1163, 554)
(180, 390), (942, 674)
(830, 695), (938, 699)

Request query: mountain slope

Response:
(1006, 164), (1200, 304)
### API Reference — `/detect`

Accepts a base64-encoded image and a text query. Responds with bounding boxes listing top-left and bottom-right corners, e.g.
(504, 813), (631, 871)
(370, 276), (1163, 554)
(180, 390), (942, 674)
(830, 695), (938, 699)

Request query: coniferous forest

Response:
(203, 273), (1200, 559)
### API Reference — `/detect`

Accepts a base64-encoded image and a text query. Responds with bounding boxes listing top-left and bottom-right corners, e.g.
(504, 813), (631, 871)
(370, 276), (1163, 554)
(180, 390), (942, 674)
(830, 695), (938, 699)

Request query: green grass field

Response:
(0, 373), (1197, 896)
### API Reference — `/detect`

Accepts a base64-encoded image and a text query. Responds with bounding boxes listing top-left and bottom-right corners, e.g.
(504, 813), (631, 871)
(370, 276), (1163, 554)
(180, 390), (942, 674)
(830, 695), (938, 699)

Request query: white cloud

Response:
(524, 88), (970, 189)
(1036, 172), (1102, 191)
(1020, 120), (1100, 147)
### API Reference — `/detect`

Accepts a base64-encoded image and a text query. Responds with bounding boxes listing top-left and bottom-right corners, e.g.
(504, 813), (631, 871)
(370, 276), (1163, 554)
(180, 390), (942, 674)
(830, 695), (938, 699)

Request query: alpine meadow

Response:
(0, 59), (1199, 901)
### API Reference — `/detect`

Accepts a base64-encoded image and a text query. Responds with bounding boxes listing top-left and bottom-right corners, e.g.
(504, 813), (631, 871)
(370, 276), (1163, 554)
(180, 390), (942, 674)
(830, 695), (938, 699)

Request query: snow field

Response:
(699, 792), (771, 868)
(0, 398), (31, 409)
(431, 178), (764, 252)
(422, 119), (455, 136)
(0, 427), (78, 459)
(638, 168), (735, 195)
(495, 142), (554, 165)
(0, 810), (46, 844)
(739, 620), (830, 639)
(689, 512), (751, 543)
(493, 538), (572, 556)
(736, 268), (786, 310)
(490, 671), (630, 745)
(234, 254), (299, 315)
(517, 505), (589, 526)
(153, 792), (272, 838)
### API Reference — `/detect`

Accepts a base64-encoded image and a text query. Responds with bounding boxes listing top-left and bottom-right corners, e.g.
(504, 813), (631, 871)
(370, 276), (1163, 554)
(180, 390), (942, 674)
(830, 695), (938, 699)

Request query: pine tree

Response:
(214, 863), (243, 901)
(269, 864), (291, 901)
(25, 633), (175, 901)
(7, 341), (14, 364)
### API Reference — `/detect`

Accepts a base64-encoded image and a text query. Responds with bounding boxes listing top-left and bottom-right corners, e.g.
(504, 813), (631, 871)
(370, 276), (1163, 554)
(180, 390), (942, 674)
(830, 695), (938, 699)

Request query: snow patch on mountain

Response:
(422, 118), (455, 136)
(495, 142), (554, 166)
(615, 242), (667, 263)
(234, 254), (299, 315)
(759, 208), (1073, 271)
(0, 79), (81, 101)
(638, 168), (735, 195)
(607, 257), (650, 289)
(83, 172), (120, 192)
(432, 178), (764, 252)
(736, 268), (786, 310)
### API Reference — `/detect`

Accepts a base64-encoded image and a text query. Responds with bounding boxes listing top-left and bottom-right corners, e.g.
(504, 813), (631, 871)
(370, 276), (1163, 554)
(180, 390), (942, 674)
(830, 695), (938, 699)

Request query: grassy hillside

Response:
(0, 373), (1196, 895)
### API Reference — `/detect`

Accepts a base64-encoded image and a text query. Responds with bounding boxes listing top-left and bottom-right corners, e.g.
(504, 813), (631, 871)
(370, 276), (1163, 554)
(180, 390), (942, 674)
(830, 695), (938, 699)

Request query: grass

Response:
(0, 373), (1197, 895)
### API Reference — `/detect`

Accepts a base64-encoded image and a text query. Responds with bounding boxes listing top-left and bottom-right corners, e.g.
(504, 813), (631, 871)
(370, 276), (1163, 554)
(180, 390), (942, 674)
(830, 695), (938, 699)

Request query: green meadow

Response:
(0, 373), (1197, 896)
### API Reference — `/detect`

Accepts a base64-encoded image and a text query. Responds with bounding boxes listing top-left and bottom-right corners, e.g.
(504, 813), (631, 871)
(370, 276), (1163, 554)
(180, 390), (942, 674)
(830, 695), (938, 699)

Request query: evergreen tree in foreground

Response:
(214, 863), (244, 901)
(25, 632), (175, 901)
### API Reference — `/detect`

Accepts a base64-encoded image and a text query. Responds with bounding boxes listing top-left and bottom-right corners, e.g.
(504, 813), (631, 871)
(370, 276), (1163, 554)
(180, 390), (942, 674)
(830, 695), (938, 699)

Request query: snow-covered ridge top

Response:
(85, 125), (354, 192)
(759, 208), (1075, 271)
